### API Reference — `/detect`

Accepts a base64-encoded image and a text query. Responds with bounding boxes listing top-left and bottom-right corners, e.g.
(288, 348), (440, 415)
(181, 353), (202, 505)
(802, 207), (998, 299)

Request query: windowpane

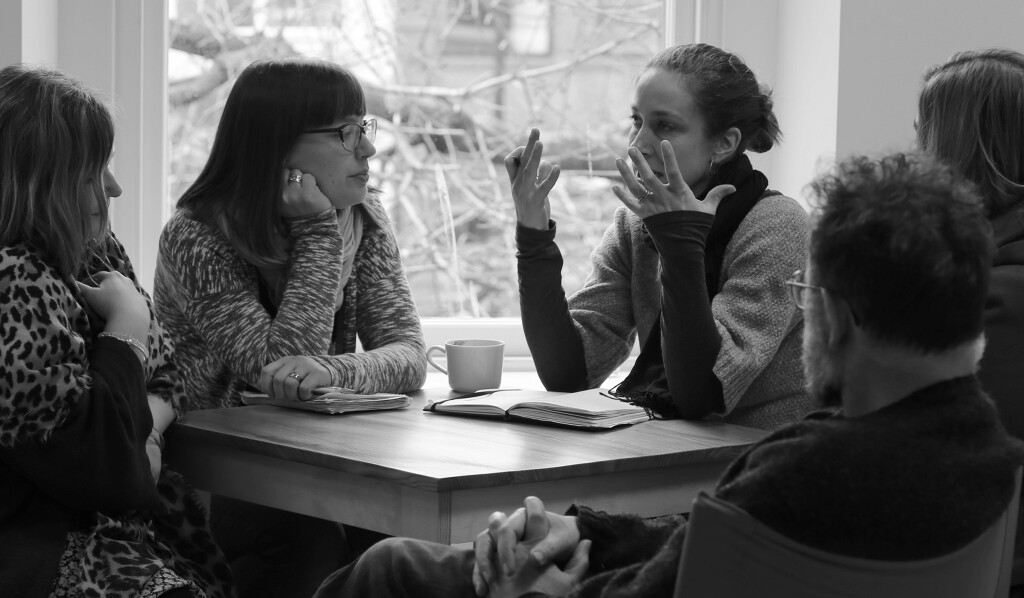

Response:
(168, 0), (665, 317)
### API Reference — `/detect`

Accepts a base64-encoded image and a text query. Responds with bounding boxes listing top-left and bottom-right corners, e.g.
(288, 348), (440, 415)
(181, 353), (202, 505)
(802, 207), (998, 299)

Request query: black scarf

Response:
(613, 154), (770, 417)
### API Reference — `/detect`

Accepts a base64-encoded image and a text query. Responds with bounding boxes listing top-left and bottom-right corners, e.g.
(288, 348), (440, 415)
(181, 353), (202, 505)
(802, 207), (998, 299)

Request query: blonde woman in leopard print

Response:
(0, 65), (234, 598)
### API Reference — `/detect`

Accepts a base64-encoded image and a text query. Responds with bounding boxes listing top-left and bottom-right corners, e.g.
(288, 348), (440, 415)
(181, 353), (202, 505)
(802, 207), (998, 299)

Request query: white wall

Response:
(771, 0), (840, 206)
(835, 0), (1024, 160)
(0, 0), (167, 289)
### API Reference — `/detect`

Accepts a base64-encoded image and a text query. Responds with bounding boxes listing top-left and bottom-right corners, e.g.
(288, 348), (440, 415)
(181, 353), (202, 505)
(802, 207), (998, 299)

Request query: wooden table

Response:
(165, 387), (765, 544)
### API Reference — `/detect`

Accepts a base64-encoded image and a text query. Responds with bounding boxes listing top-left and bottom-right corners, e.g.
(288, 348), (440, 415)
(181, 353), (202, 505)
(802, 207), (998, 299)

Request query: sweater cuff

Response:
(515, 220), (557, 257)
(643, 210), (714, 237)
(284, 208), (338, 234)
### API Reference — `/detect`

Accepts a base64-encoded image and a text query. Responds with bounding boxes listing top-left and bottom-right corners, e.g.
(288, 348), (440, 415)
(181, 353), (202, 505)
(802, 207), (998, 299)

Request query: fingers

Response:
(562, 539), (591, 582)
(658, 141), (689, 194)
(297, 375), (319, 401)
(521, 128), (541, 179)
(536, 162), (561, 197)
(614, 156), (647, 201)
(626, 147), (658, 195)
(259, 358), (301, 399)
(504, 146), (526, 184)
(522, 496), (550, 542)
(300, 171), (318, 190)
(494, 508), (522, 576)
(473, 528), (496, 597)
(259, 358), (288, 395)
(702, 184), (736, 213)
(611, 184), (642, 216)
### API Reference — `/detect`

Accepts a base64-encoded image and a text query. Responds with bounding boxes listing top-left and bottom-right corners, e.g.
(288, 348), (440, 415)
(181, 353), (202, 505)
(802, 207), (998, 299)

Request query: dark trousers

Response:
(314, 537), (476, 598)
(210, 495), (349, 598)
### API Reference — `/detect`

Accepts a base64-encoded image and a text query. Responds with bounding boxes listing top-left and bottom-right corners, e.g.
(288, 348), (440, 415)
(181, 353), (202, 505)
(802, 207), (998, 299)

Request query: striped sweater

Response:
(153, 195), (426, 411)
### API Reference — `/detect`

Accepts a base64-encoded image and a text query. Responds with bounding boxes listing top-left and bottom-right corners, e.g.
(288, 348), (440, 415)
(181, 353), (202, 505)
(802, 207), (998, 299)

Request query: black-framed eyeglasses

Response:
(785, 269), (825, 310)
(304, 118), (377, 151)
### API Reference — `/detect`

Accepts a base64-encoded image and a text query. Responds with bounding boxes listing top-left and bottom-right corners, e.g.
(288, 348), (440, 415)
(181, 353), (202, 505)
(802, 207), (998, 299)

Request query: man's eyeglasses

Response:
(304, 118), (377, 151)
(785, 269), (825, 310)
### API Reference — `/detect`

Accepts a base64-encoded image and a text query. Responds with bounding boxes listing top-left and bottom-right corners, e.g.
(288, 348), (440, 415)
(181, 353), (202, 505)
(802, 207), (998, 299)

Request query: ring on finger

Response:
(637, 188), (654, 204)
(288, 173), (303, 184)
(288, 372), (305, 381)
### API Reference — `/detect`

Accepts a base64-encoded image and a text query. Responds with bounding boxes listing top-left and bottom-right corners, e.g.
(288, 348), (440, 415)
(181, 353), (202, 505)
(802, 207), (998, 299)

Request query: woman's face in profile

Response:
(627, 69), (720, 197)
(88, 165), (122, 238)
(286, 114), (377, 210)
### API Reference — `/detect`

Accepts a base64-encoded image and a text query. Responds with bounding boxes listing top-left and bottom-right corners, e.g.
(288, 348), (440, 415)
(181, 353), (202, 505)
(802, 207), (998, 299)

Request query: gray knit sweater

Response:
(572, 193), (811, 430)
(153, 195), (426, 411)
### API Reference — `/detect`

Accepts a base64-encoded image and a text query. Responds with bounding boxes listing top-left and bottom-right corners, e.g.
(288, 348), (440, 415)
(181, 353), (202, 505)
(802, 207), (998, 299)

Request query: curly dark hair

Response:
(808, 153), (992, 352)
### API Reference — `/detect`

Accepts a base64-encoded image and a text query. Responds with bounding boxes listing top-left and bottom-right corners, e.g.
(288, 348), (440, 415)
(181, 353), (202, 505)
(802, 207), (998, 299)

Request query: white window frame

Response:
(0, 0), (693, 364)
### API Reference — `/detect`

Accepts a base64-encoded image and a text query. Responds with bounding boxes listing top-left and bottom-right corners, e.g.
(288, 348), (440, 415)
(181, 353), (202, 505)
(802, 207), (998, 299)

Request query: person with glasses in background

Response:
(153, 57), (426, 598)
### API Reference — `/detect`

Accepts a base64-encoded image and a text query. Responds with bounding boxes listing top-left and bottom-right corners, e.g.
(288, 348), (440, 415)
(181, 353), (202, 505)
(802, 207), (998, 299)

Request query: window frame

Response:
(8, 0), (695, 361)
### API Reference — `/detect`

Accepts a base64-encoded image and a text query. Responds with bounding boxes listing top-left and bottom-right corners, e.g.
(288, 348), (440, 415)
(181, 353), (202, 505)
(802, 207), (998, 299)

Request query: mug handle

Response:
(425, 345), (447, 374)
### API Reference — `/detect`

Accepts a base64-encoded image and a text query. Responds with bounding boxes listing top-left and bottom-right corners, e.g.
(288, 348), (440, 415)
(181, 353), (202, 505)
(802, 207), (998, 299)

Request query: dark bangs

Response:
(179, 58), (365, 268)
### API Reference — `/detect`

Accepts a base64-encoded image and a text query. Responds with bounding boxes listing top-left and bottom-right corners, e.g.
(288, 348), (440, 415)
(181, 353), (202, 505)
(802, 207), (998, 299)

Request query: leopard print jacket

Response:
(0, 234), (234, 598)
(0, 234), (180, 447)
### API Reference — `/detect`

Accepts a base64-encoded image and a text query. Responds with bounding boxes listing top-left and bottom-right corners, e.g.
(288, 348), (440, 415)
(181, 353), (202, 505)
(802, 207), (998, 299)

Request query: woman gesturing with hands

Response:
(512, 43), (810, 428)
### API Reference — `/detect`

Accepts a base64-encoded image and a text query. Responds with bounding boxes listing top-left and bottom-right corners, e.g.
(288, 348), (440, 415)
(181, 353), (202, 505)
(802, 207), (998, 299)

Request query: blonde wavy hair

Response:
(0, 65), (114, 278)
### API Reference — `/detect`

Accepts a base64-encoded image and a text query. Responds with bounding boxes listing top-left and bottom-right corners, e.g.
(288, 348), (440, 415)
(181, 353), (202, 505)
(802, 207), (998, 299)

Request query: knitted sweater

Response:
(567, 376), (1024, 598)
(522, 193), (811, 430)
(154, 195), (426, 410)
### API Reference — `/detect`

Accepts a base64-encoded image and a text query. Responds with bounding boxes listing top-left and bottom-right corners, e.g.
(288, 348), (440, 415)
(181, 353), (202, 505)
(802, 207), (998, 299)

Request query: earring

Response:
(709, 156), (716, 171)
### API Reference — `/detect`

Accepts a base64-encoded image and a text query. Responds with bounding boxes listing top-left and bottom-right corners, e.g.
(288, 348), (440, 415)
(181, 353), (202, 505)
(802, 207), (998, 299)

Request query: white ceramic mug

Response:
(426, 339), (505, 392)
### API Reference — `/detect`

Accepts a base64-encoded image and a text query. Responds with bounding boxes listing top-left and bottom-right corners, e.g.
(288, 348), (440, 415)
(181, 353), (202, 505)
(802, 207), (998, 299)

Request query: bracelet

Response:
(97, 332), (148, 364)
(148, 428), (165, 451)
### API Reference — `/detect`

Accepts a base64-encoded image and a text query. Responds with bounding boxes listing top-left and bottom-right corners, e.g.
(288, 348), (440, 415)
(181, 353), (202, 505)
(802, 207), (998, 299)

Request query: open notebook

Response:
(241, 387), (411, 415)
(424, 388), (650, 430)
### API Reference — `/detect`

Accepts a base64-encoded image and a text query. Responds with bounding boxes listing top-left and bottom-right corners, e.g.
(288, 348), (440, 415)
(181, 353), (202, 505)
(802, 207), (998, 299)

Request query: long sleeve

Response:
(644, 211), (724, 418)
(0, 339), (159, 511)
(555, 506), (686, 598)
(517, 222), (589, 391)
(563, 210), (648, 388)
(708, 195), (808, 414)
(155, 208), (345, 408)
(312, 201), (427, 394)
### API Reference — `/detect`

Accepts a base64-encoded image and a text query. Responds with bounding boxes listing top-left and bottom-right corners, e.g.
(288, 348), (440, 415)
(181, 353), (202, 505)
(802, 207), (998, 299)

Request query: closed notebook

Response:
(241, 387), (411, 415)
(424, 388), (650, 429)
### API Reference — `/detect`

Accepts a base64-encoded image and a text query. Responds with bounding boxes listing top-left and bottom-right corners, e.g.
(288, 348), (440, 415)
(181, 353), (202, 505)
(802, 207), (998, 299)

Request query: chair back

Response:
(673, 467), (1021, 598)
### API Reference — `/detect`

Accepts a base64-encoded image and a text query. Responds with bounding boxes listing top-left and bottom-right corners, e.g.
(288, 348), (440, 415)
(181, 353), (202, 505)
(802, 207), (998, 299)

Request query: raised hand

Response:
(613, 140), (734, 218)
(280, 169), (333, 219)
(504, 128), (560, 230)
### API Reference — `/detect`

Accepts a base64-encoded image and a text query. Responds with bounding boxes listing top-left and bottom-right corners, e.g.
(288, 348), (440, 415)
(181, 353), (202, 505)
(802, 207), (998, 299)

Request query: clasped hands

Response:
(472, 496), (590, 598)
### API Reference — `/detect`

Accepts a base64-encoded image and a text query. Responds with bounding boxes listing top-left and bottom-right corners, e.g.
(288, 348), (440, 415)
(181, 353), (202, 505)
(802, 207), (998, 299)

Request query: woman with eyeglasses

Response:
(154, 57), (425, 598)
(916, 49), (1024, 439)
(507, 43), (811, 429)
(0, 64), (233, 598)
